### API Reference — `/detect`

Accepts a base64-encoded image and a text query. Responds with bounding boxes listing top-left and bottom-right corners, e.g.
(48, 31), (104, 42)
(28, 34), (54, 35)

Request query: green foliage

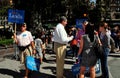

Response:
(0, 5), (11, 16)
(0, 39), (13, 45)
(44, 23), (57, 29)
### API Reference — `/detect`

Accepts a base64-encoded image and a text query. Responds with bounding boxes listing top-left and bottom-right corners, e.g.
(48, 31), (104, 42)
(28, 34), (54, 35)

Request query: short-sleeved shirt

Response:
(35, 38), (43, 51)
(17, 31), (33, 46)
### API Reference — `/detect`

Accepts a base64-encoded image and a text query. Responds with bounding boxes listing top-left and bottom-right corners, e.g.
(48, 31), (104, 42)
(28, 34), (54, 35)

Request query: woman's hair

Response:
(99, 22), (107, 30)
(36, 32), (42, 39)
(85, 23), (94, 42)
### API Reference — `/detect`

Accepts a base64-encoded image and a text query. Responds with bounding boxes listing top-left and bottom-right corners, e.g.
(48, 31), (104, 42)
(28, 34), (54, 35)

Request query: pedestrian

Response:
(35, 32), (43, 63)
(41, 31), (48, 61)
(78, 23), (98, 78)
(99, 22), (111, 78)
(117, 30), (120, 51)
(69, 26), (78, 59)
(13, 23), (36, 78)
(53, 16), (73, 78)
(112, 26), (119, 51)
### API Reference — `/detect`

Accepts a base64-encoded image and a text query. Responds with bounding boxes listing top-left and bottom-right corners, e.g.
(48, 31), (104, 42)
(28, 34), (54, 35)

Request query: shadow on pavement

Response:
(45, 59), (56, 64)
(0, 68), (56, 78)
(109, 52), (120, 57)
(28, 71), (56, 78)
(64, 69), (74, 78)
(42, 66), (56, 75)
(0, 68), (22, 78)
(65, 60), (75, 65)
(42, 66), (74, 78)
(3, 54), (14, 59)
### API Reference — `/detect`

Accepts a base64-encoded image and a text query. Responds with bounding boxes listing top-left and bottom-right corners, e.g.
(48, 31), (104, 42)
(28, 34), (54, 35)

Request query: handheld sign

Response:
(76, 19), (87, 29)
(8, 9), (25, 24)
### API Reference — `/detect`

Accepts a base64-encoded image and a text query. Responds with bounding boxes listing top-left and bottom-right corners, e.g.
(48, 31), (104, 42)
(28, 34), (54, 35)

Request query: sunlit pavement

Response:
(0, 44), (120, 78)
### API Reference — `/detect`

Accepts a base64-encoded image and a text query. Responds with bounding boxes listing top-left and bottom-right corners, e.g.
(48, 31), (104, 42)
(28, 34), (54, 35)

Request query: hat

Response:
(22, 23), (27, 27)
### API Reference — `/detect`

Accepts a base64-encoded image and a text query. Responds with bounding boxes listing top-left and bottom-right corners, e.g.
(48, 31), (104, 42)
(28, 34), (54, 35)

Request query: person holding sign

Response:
(13, 23), (36, 78)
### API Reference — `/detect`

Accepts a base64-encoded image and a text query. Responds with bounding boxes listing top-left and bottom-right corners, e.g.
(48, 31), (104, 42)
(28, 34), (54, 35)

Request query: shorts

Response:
(36, 49), (43, 58)
(19, 46), (33, 64)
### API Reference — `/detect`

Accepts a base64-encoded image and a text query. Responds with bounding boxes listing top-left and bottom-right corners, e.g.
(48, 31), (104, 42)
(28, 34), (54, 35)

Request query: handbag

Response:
(94, 36), (104, 58)
(71, 57), (102, 77)
(70, 39), (77, 46)
(93, 36), (104, 58)
(26, 56), (40, 71)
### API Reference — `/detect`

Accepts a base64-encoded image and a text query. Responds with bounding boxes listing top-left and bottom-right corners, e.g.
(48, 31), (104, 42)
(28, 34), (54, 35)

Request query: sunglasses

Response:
(21, 25), (26, 27)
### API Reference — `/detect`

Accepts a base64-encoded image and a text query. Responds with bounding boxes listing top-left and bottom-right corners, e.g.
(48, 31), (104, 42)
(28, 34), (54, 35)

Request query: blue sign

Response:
(76, 19), (87, 29)
(71, 63), (80, 76)
(71, 59), (102, 77)
(8, 9), (25, 24)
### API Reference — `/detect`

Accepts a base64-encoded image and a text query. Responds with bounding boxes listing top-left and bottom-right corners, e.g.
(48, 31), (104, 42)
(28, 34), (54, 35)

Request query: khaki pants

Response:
(54, 42), (67, 78)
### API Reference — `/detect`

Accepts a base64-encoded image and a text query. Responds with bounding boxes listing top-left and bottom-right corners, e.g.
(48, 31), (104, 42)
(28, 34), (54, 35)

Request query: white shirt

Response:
(106, 29), (111, 37)
(53, 23), (73, 44)
(17, 31), (34, 46)
(35, 38), (43, 51)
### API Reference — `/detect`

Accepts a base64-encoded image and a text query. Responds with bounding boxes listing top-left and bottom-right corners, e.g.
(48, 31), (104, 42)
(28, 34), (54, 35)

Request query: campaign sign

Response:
(76, 19), (87, 29)
(71, 63), (80, 76)
(71, 59), (102, 77)
(8, 9), (25, 24)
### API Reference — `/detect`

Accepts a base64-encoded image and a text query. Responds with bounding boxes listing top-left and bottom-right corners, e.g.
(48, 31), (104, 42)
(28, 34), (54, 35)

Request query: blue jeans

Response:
(100, 47), (110, 78)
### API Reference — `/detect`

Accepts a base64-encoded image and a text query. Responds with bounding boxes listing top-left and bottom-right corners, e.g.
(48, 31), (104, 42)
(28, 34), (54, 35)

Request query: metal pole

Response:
(15, 23), (18, 60)
(15, 23), (16, 34)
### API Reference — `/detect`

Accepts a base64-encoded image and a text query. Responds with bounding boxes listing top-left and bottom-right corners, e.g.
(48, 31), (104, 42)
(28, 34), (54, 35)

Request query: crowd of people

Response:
(13, 16), (120, 78)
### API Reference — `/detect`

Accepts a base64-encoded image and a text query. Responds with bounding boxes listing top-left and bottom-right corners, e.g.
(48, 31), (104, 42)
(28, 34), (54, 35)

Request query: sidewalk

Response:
(0, 44), (120, 78)
(0, 48), (75, 78)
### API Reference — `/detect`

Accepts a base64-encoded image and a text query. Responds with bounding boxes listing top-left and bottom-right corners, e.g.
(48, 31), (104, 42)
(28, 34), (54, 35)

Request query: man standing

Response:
(53, 16), (73, 78)
(13, 23), (36, 78)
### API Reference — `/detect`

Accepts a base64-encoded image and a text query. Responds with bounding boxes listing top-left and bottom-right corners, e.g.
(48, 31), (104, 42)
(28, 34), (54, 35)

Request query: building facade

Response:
(110, 0), (120, 19)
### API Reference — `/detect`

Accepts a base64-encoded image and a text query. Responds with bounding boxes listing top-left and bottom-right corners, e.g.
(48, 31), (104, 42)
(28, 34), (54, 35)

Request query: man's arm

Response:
(58, 27), (73, 43)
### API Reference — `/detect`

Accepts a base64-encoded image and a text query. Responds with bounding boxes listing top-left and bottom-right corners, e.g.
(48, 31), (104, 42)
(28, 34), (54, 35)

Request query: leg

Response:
(72, 45), (77, 58)
(54, 43), (66, 78)
(42, 49), (47, 61)
(24, 65), (30, 78)
(24, 46), (33, 78)
(79, 66), (86, 78)
(90, 66), (96, 78)
(40, 57), (43, 64)
(71, 46), (74, 58)
(56, 46), (66, 78)
(104, 48), (110, 78)
(101, 48), (110, 78)
(39, 50), (43, 63)
(74, 45), (78, 58)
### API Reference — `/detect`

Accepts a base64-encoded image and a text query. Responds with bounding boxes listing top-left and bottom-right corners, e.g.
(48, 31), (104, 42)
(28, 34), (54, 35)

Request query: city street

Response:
(0, 0), (120, 78)
(0, 45), (120, 78)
